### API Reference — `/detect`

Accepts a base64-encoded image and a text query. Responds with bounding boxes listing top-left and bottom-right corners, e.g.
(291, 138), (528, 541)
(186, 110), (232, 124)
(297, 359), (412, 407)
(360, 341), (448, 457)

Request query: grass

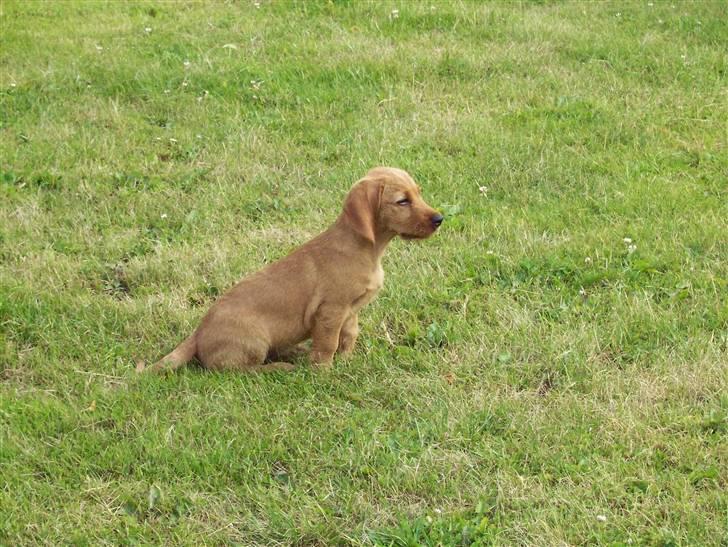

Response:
(1, 0), (726, 544)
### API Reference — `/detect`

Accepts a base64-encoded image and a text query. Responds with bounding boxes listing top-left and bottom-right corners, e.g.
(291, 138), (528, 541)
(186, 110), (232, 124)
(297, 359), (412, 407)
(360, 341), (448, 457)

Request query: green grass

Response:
(1, 0), (726, 544)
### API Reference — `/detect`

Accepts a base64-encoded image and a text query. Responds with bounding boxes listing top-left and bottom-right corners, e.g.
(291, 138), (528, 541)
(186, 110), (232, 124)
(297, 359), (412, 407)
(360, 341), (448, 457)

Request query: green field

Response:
(1, 1), (726, 544)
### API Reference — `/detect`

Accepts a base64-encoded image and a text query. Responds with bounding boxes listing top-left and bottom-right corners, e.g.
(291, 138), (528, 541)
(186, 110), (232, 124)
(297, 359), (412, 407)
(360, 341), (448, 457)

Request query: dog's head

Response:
(342, 167), (443, 243)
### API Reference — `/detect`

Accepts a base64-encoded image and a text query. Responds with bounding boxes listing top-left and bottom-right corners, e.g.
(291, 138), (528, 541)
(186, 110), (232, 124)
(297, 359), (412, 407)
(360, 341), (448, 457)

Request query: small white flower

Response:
(479, 186), (488, 195)
(10, 82), (16, 88)
(95, 45), (103, 51)
(623, 237), (632, 244)
(486, 250), (495, 255)
(616, 12), (621, 17)
(579, 287), (587, 297)
(254, 0), (261, 7)
(596, 515), (607, 522)
(628, 244), (637, 254)
(434, 508), (442, 514)
(196, 134), (203, 139)
(144, 27), (152, 33)
(390, 8), (400, 19)
(647, 1), (653, 5)
(164, 89), (170, 94)
(182, 81), (189, 87)
(250, 79), (263, 91)
(658, 19), (664, 24)
(169, 138), (178, 143)
(161, 213), (168, 219)
(155, 137), (162, 141)
(584, 256), (592, 264)
(183, 60), (191, 68)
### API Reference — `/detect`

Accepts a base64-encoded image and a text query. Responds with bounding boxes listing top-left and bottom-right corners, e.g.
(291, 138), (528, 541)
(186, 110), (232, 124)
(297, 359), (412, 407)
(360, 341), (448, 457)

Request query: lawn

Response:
(1, 0), (726, 544)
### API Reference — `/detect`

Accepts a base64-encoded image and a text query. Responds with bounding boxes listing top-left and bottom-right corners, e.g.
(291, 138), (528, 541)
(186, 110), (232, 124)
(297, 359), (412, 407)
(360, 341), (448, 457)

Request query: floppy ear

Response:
(342, 178), (383, 244)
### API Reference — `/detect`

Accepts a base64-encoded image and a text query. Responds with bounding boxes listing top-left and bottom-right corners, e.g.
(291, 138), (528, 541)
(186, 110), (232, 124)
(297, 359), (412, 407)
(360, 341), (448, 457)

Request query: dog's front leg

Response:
(310, 305), (348, 368)
(337, 314), (359, 356)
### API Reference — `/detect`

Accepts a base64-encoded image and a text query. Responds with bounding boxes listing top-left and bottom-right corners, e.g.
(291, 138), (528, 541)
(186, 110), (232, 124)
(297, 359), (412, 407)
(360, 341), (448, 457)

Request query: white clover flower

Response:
(584, 256), (592, 264)
(161, 213), (168, 219)
(144, 27), (152, 33)
(596, 515), (607, 522)
(579, 287), (587, 297)
(628, 244), (637, 254)
(183, 60), (191, 68)
(254, 0), (261, 8)
(169, 138), (178, 144)
(390, 8), (400, 19)
(479, 186), (488, 195)
(95, 45), (104, 51)
(623, 237), (632, 244)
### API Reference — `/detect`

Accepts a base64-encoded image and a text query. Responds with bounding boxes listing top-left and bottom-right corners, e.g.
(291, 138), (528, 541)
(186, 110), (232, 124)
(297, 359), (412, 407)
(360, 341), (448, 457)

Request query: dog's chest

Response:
(367, 264), (384, 292)
(353, 264), (384, 311)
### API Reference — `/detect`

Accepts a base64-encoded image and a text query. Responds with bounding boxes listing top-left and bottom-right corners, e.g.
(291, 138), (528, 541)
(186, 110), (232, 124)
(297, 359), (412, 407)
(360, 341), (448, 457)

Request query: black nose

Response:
(431, 214), (444, 228)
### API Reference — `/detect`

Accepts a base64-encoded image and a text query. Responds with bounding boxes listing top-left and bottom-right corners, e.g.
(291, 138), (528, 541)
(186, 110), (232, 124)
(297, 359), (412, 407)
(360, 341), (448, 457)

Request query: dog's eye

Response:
(396, 198), (410, 206)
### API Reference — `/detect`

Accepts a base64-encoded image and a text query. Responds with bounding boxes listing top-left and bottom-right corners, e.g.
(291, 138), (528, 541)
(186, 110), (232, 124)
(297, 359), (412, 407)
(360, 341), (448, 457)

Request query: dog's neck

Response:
(332, 215), (395, 263)
(371, 228), (396, 259)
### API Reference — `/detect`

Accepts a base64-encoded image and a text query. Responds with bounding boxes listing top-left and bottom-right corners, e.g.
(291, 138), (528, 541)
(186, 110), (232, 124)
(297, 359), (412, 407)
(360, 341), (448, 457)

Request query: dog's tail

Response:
(136, 334), (197, 374)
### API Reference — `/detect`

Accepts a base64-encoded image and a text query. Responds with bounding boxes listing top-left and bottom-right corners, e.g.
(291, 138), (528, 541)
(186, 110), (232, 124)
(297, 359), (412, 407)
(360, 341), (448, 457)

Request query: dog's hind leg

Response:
(267, 343), (308, 362)
(197, 329), (296, 372)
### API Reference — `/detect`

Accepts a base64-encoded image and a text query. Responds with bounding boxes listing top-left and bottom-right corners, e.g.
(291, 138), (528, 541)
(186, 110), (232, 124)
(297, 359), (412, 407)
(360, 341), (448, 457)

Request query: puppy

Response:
(141, 167), (443, 373)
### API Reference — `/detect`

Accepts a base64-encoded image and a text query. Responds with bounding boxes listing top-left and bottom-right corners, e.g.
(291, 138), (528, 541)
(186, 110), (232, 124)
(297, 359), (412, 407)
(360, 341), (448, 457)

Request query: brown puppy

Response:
(142, 167), (443, 373)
